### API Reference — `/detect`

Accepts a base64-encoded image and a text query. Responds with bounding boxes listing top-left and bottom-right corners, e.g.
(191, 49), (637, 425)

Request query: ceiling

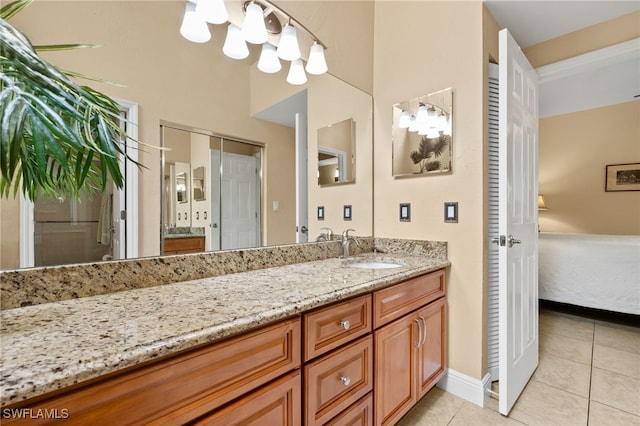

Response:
(483, 0), (640, 48)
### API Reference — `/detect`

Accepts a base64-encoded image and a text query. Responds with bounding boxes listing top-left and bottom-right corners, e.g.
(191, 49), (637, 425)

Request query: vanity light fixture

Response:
(179, 0), (328, 86)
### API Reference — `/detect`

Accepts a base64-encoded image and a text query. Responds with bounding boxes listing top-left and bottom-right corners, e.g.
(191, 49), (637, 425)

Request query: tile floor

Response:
(397, 307), (640, 426)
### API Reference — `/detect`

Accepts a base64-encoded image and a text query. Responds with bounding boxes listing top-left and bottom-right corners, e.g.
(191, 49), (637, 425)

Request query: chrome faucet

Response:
(341, 229), (360, 258)
(316, 227), (333, 242)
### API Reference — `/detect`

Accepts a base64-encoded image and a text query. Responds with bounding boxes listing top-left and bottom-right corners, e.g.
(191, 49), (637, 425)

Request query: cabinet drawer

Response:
(3, 318), (300, 426)
(325, 393), (373, 426)
(163, 236), (205, 254)
(305, 335), (373, 426)
(193, 371), (301, 426)
(373, 269), (445, 328)
(304, 294), (372, 361)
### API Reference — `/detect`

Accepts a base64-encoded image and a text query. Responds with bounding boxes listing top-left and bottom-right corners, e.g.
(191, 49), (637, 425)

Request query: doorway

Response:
(19, 100), (139, 267)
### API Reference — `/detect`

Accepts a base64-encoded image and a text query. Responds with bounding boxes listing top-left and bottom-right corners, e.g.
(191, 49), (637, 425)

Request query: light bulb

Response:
(223, 24), (249, 59)
(195, 0), (228, 24)
(180, 2), (211, 43)
(398, 110), (411, 128)
(277, 24), (301, 61)
(258, 43), (281, 73)
(287, 59), (307, 85)
(242, 2), (268, 44)
(305, 42), (328, 75)
(416, 104), (429, 124)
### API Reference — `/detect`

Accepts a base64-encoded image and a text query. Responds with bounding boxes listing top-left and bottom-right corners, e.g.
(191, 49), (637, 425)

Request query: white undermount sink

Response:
(347, 260), (403, 269)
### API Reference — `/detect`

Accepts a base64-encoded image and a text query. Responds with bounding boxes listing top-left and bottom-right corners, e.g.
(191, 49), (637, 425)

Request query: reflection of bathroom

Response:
(161, 126), (263, 255)
(34, 185), (115, 266)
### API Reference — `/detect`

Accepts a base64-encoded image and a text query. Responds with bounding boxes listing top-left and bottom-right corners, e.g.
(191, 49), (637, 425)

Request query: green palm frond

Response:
(0, 0), (139, 201)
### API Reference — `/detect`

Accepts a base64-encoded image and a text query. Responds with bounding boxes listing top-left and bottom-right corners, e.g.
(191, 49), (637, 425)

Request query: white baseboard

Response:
(436, 369), (492, 407)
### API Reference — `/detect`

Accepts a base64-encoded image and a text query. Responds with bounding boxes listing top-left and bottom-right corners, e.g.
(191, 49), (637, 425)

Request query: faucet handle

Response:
(342, 229), (355, 239)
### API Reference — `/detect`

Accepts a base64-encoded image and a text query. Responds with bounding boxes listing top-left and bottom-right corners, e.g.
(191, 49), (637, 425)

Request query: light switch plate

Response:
(317, 206), (325, 220)
(400, 203), (411, 222)
(444, 202), (458, 223)
(343, 205), (352, 221)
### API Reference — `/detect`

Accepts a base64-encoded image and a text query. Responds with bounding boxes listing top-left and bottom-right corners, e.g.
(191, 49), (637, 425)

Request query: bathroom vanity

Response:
(0, 240), (449, 425)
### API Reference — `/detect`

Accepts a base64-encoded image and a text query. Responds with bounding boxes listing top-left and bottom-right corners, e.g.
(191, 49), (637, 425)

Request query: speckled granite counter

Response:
(1, 251), (449, 407)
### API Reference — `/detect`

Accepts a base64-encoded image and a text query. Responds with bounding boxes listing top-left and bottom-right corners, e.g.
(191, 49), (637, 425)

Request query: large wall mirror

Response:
(392, 88), (453, 177)
(0, 0), (374, 270)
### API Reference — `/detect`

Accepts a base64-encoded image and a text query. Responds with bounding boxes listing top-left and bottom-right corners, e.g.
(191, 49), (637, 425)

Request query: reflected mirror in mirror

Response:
(318, 118), (355, 186)
(192, 167), (205, 201)
(392, 88), (453, 177)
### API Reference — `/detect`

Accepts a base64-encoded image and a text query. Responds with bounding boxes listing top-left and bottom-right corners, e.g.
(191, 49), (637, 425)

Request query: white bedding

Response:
(539, 232), (640, 315)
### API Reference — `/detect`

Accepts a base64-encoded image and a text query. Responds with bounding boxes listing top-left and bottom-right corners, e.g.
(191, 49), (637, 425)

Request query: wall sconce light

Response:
(538, 194), (548, 210)
(179, 0), (328, 86)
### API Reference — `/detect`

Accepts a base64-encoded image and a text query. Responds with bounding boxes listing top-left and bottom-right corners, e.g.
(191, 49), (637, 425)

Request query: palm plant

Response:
(0, 0), (137, 201)
(410, 134), (450, 173)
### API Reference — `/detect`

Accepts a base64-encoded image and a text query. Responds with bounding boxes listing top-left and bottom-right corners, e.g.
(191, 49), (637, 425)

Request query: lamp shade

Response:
(242, 2), (268, 44)
(538, 194), (548, 209)
(408, 116), (418, 132)
(306, 42), (328, 75)
(180, 2), (211, 43)
(398, 110), (411, 128)
(277, 24), (301, 61)
(287, 59), (307, 85)
(416, 104), (429, 124)
(195, 0), (228, 24)
(258, 43), (281, 73)
(223, 24), (249, 59)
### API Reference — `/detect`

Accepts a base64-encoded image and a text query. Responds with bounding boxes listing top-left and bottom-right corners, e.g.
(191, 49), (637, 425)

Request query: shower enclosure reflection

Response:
(161, 125), (263, 255)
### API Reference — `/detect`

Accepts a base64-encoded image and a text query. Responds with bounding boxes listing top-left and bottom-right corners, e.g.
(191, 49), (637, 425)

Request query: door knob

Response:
(300, 225), (308, 234)
(508, 235), (521, 247)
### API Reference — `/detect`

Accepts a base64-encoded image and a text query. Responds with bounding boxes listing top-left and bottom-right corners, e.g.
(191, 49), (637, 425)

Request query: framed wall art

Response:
(605, 163), (640, 192)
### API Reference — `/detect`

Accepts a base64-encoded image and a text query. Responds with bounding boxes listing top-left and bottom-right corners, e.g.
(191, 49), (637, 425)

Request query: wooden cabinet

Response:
(192, 371), (301, 426)
(325, 394), (373, 426)
(3, 318), (300, 426)
(373, 270), (446, 426)
(163, 236), (205, 254)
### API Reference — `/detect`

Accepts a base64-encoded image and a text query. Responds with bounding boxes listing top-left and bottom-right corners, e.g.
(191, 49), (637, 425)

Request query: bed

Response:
(538, 232), (640, 316)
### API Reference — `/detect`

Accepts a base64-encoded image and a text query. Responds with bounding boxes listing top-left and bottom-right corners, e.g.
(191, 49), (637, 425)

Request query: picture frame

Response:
(605, 163), (640, 192)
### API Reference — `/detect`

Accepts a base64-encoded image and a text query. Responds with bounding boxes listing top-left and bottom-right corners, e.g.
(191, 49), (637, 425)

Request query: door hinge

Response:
(120, 210), (127, 220)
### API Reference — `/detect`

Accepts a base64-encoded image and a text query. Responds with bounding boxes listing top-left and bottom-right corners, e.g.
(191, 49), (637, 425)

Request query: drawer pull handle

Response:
(340, 375), (351, 386)
(414, 319), (422, 348)
(419, 317), (427, 347)
(340, 320), (350, 330)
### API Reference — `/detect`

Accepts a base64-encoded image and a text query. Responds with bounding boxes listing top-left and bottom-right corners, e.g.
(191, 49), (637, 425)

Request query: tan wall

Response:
(5, 0), (373, 265)
(526, 12), (640, 235)
(373, 1), (486, 380)
(0, 197), (20, 269)
(539, 101), (640, 235)
(524, 11), (640, 68)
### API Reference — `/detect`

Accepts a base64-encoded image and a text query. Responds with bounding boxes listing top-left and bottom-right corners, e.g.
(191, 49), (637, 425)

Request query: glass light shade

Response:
(180, 2), (211, 43)
(195, 0), (228, 24)
(277, 24), (301, 61)
(437, 113), (448, 132)
(305, 42), (328, 75)
(416, 104), (429, 124)
(287, 59), (307, 85)
(408, 116), (418, 132)
(398, 110), (411, 128)
(417, 122), (429, 135)
(426, 128), (440, 138)
(223, 24), (249, 59)
(427, 108), (438, 127)
(241, 2), (268, 44)
(258, 43), (281, 73)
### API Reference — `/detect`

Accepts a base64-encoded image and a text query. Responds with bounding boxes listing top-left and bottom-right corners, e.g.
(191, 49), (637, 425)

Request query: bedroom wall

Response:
(526, 12), (640, 236)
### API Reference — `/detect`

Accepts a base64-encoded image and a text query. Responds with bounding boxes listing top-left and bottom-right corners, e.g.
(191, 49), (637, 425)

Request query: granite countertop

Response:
(0, 253), (449, 406)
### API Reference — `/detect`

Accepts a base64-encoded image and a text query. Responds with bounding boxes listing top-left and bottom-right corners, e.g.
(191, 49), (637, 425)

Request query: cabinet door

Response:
(416, 298), (446, 398)
(373, 314), (419, 426)
(193, 371), (301, 426)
